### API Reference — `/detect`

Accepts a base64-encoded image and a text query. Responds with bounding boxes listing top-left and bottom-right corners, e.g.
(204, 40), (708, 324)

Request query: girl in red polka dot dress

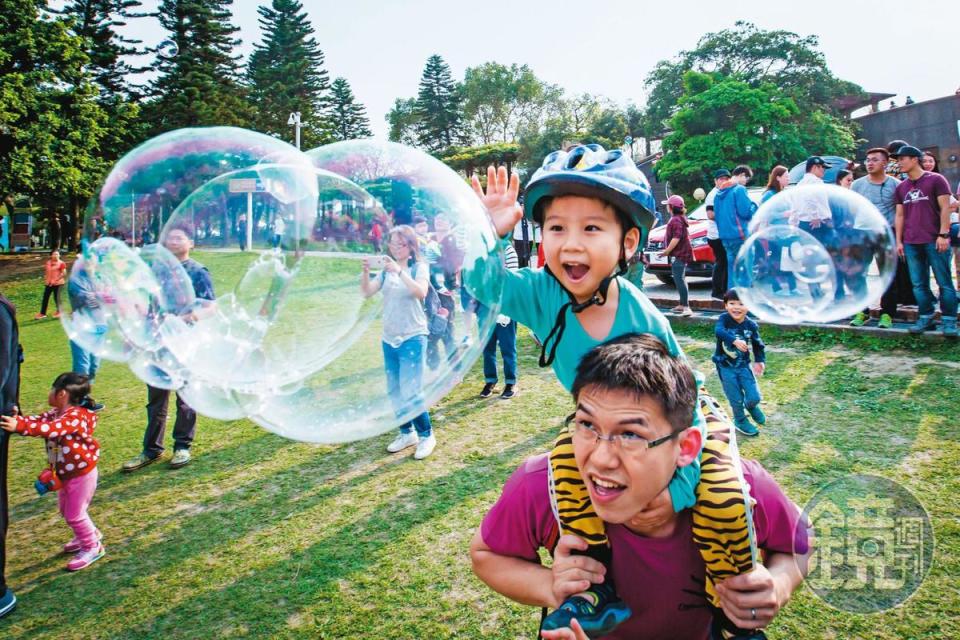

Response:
(1, 372), (104, 571)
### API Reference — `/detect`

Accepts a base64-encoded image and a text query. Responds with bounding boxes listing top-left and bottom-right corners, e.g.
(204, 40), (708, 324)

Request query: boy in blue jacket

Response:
(714, 289), (766, 436)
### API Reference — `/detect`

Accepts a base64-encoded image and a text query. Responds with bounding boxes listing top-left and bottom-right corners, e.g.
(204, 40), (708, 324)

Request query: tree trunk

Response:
(48, 209), (62, 250)
(70, 197), (82, 252)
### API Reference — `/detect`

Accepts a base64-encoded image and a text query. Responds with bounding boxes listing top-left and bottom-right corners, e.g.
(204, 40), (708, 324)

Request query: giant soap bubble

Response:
(64, 130), (506, 445)
(237, 140), (504, 443)
(83, 126), (313, 251)
(732, 185), (895, 324)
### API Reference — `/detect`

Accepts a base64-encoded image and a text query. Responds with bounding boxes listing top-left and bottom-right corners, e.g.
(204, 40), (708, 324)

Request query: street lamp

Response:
(287, 112), (302, 150)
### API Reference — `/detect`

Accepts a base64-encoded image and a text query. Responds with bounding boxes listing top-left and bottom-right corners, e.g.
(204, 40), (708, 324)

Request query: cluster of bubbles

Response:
(64, 128), (503, 443)
(732, 185), (896, 324)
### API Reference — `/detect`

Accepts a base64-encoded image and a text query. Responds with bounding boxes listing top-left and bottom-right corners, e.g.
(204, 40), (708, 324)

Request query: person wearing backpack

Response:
(361, 225), (436, 460)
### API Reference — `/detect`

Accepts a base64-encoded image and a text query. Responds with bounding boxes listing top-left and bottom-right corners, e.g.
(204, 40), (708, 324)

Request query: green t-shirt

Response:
(467, 247), (705, 511)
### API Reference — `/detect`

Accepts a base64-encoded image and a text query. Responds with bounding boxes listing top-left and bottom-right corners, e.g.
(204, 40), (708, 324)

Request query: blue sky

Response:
(118, 0), (958, 140)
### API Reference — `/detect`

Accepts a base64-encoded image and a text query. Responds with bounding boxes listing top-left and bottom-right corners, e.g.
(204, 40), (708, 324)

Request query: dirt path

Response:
(0, 253), (55, 284)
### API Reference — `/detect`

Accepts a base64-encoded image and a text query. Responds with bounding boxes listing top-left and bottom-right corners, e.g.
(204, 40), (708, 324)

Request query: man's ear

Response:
(623, 227), (641, 259)
(675, 426), (703, 468)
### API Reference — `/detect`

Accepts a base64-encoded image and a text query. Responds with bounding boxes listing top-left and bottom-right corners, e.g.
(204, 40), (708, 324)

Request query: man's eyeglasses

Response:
(564, 413), (680, 453)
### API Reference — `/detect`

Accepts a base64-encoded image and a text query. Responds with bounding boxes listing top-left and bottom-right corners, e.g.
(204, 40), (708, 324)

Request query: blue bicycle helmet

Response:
(523, 144), (657, 242)
(522, 145), (657, 369)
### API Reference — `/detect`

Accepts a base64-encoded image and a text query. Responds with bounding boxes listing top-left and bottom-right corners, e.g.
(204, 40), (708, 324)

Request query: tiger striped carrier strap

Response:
(693, 390), (759, 609)
(545, 389), (758, 612)
(547, 432), (608, 546)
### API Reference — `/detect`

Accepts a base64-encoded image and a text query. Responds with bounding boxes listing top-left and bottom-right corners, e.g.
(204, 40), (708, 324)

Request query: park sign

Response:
(228, 178), (266, 193)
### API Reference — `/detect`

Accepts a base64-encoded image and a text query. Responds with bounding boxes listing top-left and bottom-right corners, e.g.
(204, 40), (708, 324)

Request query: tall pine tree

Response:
(143, 0), (250, 132)
(329, 78), (371, 141)
(414, 55), (466, 153)
(54, 0), (145, 99)
(55, 0), (146, 246)
(247, 0), (332, 148)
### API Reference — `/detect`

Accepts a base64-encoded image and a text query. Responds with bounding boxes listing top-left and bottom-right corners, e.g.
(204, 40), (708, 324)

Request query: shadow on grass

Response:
(8, 428), (299, 527)
(97, 428), (556, 639)
(13, 424), (552, 637)
(14, 423), (554, 638)
(744, 356), (946, 483)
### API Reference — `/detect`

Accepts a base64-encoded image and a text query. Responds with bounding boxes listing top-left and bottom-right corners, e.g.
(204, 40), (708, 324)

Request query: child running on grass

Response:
(713, 290), (766, 437)
(469, 146), (762, 639)
(0, 373), (104, 571)
(36, 249), (67, 320)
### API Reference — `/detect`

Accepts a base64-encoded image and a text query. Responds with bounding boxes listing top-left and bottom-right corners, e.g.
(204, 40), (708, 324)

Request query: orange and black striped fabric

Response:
(547, 389), (757, 608)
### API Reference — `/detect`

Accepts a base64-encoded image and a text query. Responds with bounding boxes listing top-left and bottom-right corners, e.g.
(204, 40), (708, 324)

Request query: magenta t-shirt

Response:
(480, 455), (809, 640)
(894, 172), (951, 244)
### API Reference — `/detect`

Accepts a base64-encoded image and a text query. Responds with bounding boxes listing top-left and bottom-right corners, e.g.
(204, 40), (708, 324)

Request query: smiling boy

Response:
(470, 334), (810, 640)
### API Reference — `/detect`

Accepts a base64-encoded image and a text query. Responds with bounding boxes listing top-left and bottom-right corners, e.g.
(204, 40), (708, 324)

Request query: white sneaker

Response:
(680, 306), (694, 317)
(413, 434), (436, 460)
(387, 431), (419, 453)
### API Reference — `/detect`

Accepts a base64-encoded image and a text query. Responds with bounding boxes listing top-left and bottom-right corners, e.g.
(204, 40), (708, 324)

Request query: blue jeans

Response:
(903, 243), (958, 318)
(722, 239), (744, 290)
(70, 340), (99, 383)
(716, 365), (760, 422)
(670, 258), (689, 306)
(483, 320), (517, 384)
(382, 336), (432, 437)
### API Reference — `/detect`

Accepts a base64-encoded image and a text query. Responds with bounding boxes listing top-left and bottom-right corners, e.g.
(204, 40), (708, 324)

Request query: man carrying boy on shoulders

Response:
(471, 334), (810, 639)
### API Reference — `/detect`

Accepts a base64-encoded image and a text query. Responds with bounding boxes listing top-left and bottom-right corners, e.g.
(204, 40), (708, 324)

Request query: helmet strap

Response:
(538, 266), (618, 369)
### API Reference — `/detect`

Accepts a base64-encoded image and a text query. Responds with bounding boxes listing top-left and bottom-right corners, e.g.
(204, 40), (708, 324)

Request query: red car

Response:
(643, 187), (766, 285)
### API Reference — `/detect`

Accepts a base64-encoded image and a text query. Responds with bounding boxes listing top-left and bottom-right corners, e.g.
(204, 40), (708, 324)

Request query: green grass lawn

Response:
(2, 254), (959, 639)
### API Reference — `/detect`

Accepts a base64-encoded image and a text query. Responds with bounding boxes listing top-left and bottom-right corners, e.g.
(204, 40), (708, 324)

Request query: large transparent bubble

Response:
(82, 127), (312, 251)
(63, 130), (507, 445)
(234, 140), (504, 443)
(67, 127), (316, 387)
(733, 185), (895, 324)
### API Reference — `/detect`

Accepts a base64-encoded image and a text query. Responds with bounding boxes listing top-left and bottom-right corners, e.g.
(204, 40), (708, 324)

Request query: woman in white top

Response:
(361, 225), (436, 459)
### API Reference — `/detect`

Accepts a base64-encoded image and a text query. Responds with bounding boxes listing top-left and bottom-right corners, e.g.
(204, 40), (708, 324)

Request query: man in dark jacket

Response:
(0, 293), (20, 617)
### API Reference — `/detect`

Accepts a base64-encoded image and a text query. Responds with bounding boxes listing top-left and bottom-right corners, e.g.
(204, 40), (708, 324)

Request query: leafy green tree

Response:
(0, 0), (111, 249)
(586, 107), (629, 151)
(385, 97), (417, 145)
(329, 77), (372, 141)
(641, 21), (863, 136)
(515, 94), (631, 176)
(655, 71), (855, 193)
(55, 0), (148, 246)
(247, 0), (333, 147)
(143, 0), (250, 132)
(414, 54), (466, 153)
(462, 62), (561, 145)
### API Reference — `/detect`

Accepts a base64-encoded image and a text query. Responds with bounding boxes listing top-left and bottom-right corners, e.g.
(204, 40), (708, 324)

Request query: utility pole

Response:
(288, 112), (302, 150)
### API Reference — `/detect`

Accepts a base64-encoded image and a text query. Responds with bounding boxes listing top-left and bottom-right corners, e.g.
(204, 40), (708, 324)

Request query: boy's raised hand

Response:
(471, 165), (522, 238)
